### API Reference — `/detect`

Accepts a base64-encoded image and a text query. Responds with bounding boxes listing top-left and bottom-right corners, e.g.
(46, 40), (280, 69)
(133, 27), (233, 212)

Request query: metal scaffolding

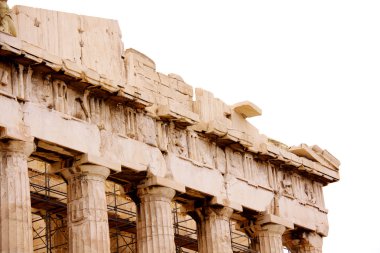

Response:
(28, 160), (254, 253)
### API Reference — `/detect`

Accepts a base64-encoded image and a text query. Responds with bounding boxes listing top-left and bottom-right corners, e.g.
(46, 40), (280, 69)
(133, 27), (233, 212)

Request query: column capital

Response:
(255, 213), (294, 230)
(0, 139), (35, 156)
(137, 185), (176, 200)
(61, 164), (110, 181)
(194, 205), (233, 221)
(255, 223), (286, 235)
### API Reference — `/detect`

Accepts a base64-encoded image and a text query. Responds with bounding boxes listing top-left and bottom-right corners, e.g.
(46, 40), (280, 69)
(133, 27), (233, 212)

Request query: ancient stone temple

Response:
(0, 4), (339, 253)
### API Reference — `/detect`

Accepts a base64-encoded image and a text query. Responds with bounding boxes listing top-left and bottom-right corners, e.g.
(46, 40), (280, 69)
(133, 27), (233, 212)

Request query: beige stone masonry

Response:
(191, 205), (234, 253)
(136, 185), (176, 253)
(0, 5), (341, 252)
(62, 165), (111, 253)
(0, 140), (35, 253)
(285, 231), (323, 253)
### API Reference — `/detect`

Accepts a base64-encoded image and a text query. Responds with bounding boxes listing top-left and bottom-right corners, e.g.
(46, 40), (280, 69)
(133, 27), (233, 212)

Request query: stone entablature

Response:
(0, 5), (340, 252)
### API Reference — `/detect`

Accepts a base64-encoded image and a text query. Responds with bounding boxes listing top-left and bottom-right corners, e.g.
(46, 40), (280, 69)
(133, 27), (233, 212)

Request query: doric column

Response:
(191, 205), (233, 253)
(0, 140), (34, 253)
(62, 165), (110, 253)
(253, 223), (285, 253)
(136, 185), (176, 253)
(284, 231), (323, 253)
(247, 214), (292, 253)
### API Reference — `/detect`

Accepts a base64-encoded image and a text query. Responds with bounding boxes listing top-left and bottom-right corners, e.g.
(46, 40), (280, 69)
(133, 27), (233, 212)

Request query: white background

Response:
(7, 1), (380, 252)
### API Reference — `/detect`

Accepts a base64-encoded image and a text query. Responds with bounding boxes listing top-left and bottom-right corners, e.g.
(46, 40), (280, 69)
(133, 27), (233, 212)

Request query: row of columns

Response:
(0, 140), (323, 253)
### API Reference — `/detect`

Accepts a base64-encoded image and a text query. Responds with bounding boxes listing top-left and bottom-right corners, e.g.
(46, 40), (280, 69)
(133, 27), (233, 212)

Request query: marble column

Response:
(0, 140), (34, 253)
(192, 205), (233, 253)
(136, 185), (176, 253)
(62, 165), (110, 253)
(252, 223), (286, 253)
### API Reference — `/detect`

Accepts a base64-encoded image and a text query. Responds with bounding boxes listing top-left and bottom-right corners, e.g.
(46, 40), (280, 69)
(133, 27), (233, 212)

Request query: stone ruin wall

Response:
(0, 5), (339, 253)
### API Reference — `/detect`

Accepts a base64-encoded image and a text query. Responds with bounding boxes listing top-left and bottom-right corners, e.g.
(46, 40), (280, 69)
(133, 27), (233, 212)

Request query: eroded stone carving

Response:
(0, 67), (9, 86)
(243, 153), (255, 182)
(10, 64), (33, 100)
(198, 137), (216, 167)
(168, 123), (188, 157)
(39, 74), (54, 107)
(156, 121), (169, 151)
(88, 96), (106, 128)
(313, 182), (325, 209)
(279, 171), (294, 197)
(52, 80), (69, 114)
(305, 181), (316, 204)
(256, 160), (271, 189)
(125, 107), (137, 138)
(137, 112), (157, 146)
(0, 0), (16, 36)
(74, 89), (90, 121)
(215, 146), (227, 174)
(226, 147), (244, 178)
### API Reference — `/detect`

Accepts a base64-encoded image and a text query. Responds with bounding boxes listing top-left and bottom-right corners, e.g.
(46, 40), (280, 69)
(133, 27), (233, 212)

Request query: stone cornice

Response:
(0, 31), (339, 184)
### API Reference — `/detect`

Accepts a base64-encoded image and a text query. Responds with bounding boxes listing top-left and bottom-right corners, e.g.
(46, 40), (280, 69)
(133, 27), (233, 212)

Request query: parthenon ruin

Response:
(0, 3), (340, 253)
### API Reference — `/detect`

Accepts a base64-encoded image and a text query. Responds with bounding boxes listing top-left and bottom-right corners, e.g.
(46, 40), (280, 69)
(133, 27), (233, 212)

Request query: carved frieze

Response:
(215, 146), (226, 174)
(168, 123), (188, 157)
(110, 102), (125, 134)
(125, 107), (137, 139)
(281, 172), (294, 197)
(304, 180), (316, 204)
(0, 61), (329, 218)
(255, 160), (271, 189)
(226, 147), (244, 178)
(39, 75), (54, 108)
(292, 174), (319, 205)
(137, 112), (157, 146)
(243, 153), (255, 182)
(52, 79), (69, 114)
(2, 63), (33, 100)
(156, 121), (169, 152)
(0, 63), (11, 95)
(313, 181), (325, 209)
(197, 137), (216, 168)
(186, 130), (199, 161)
(0, 67), (9, 87)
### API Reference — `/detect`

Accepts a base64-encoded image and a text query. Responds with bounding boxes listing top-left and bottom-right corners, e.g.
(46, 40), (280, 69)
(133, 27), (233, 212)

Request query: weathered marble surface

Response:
(0, 5), (340, 252)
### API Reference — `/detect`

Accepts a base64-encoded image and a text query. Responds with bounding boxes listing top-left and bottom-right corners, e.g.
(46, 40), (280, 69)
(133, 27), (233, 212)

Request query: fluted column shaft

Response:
(136, 186), (176, 253)
(0, 140), (34, 253)
(253, 223), (286, 253)
(192, 206), (233, 253)
(63, 165), (110, 253)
